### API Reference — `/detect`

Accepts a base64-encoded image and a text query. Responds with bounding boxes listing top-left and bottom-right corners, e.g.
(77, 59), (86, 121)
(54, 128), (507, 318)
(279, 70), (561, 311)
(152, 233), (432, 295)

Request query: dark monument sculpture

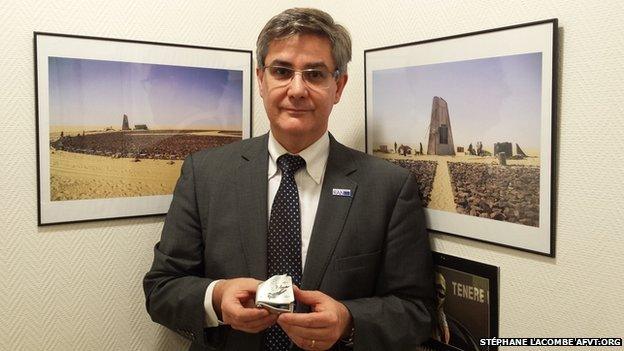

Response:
(427, 96), (455, 156)
(398, 144), (412, 156)
(516, 143), (528, 158)
(494, 142), (513, 157)
(467, 143), (475, 155)
(497, 152), (507, 166)
(122, 114), (130, 131)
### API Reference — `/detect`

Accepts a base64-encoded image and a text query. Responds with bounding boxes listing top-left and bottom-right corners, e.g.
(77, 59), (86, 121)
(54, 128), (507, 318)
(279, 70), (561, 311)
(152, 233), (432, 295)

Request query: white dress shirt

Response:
(203, 131), (330, 326)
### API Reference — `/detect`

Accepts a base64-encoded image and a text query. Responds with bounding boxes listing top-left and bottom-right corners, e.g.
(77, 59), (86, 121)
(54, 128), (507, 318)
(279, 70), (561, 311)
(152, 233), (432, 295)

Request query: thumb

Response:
(293, 286), (326, 305)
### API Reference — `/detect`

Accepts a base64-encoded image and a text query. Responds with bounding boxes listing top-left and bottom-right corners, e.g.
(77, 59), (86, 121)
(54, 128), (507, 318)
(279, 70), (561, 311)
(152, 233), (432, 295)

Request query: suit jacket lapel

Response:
(236, 134), (269, 280)
(301, 136), (358, 291)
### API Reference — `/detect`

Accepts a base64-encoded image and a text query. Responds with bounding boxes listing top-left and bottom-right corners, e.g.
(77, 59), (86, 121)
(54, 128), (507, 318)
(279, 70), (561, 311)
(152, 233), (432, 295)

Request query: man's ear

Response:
(333, 73), (348, 104)
(256, 67), (265, 98)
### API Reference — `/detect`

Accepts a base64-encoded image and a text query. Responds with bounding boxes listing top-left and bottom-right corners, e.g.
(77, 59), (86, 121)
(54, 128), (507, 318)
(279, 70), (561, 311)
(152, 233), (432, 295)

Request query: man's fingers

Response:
(237, 278), (263, 291)
(278, 320), (332, 340)
(277, 295), (351, 348)
(289, 335), (330, 351)
(228, 308), (269, 323)
(225, 307), (277, 333)
(278, 310), (337, 328)
(247, 313), (278, 328)
(214, 278), (263, 319)
(223, 302), (269, 324)
(293, 286), (327, 306)
(233, 313), (278, 333)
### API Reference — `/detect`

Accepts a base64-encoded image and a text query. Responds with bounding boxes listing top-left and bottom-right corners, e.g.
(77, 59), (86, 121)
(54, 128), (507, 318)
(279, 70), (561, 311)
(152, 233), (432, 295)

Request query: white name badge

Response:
(332, 188), (351, 197)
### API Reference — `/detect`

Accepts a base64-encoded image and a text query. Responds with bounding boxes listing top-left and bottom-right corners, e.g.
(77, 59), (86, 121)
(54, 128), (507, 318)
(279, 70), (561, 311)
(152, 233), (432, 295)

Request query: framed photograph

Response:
(365, 20), (557, 256)
(426, 252), (499, 351)
(35, 32), (252, 225)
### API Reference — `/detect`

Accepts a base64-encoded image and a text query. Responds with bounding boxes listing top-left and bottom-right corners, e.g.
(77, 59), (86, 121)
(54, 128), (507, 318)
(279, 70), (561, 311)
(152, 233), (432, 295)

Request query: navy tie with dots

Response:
(264, 154), (306, 351)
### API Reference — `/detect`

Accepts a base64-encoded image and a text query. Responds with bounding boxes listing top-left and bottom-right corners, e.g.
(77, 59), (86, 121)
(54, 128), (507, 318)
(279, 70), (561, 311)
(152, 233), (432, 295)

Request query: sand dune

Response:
(50, 150), (182, 201)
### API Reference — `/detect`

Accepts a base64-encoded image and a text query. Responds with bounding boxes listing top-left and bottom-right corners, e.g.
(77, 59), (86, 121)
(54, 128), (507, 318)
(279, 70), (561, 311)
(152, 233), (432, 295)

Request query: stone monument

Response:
(427, 96), (455, 156)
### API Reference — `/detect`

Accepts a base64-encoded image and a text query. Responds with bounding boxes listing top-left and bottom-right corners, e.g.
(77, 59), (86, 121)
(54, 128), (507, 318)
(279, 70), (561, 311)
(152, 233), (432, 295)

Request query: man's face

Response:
(257, 34), (348, 148)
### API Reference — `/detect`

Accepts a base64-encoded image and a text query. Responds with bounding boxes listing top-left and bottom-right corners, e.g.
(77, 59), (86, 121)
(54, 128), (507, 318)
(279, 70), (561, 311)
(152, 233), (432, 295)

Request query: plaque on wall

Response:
(427, 252), (499, 351)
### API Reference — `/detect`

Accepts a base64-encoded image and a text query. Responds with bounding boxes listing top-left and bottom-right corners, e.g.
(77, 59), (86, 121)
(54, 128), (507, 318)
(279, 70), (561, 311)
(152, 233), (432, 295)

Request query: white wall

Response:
(1, 0), (622, 350)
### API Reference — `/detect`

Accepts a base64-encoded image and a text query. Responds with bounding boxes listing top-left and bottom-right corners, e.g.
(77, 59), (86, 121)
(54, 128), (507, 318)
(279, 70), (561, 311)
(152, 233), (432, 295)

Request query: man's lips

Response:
(282, 107), (313, 114)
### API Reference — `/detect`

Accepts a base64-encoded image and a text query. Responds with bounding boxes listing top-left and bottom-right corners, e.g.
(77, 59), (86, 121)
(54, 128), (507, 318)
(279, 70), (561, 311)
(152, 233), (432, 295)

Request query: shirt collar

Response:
(268, 131), (329, 185)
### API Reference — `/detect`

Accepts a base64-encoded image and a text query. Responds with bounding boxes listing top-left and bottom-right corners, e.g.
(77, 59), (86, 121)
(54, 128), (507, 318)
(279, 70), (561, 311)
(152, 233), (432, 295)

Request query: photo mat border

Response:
(34, 32), (253, 225)
(364, 19), (558, 256)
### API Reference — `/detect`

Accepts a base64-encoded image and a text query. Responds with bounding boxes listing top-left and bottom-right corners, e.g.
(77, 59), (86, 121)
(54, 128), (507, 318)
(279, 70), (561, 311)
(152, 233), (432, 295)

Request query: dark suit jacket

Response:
(144, 133), (434, 351)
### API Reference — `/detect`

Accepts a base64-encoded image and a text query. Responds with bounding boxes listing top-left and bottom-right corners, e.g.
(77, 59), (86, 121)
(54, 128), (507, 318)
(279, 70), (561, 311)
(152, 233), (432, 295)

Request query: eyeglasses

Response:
(263, 65), (340, 90)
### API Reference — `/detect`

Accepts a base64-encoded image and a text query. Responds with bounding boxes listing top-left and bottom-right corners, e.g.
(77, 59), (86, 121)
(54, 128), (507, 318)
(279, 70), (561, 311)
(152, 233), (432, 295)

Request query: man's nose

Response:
(287, 72), (309, 98)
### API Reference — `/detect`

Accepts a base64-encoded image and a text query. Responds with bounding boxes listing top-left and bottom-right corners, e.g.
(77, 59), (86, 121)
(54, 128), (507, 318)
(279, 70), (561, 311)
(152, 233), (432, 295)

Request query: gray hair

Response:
(256, 8), (352, 76)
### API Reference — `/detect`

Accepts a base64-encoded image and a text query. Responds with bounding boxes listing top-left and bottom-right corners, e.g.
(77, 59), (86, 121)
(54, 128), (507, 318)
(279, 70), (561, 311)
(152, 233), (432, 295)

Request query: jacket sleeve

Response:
(341, 173), (435, 350)
(143, 154), (214, 347)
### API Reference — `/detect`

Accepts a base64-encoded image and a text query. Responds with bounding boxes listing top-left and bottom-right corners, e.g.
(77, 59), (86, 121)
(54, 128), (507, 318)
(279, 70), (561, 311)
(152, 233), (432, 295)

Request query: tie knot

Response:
(277, 154), (306, 175)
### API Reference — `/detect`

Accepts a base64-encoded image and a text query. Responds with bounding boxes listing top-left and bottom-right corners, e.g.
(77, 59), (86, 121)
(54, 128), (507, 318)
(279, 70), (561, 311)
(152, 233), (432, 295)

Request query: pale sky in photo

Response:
(49, 57), (243, 129)
(372, 52), (542, 150)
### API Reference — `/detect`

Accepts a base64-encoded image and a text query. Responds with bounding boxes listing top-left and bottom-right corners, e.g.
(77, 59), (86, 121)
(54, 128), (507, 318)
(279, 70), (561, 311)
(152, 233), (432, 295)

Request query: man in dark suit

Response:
(144, 7), (434, 351)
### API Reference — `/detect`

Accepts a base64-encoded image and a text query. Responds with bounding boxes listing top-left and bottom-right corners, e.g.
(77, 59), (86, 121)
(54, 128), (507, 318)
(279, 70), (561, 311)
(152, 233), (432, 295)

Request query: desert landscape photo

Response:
(47, 56), (244, 201)
(371, 53), (543, 227)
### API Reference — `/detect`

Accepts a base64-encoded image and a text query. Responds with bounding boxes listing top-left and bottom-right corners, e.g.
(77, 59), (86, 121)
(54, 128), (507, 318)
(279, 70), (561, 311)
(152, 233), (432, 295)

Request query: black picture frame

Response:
(35, 32), (252, 225)
(364, 20), (558, 256)
(427, 252), (500, 351)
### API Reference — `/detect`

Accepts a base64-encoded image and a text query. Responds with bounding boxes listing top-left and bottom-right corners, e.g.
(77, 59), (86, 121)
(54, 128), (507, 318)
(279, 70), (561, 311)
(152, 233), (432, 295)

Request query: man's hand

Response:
(213, 278), (278, 333)
(277, 286), (353, 350)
